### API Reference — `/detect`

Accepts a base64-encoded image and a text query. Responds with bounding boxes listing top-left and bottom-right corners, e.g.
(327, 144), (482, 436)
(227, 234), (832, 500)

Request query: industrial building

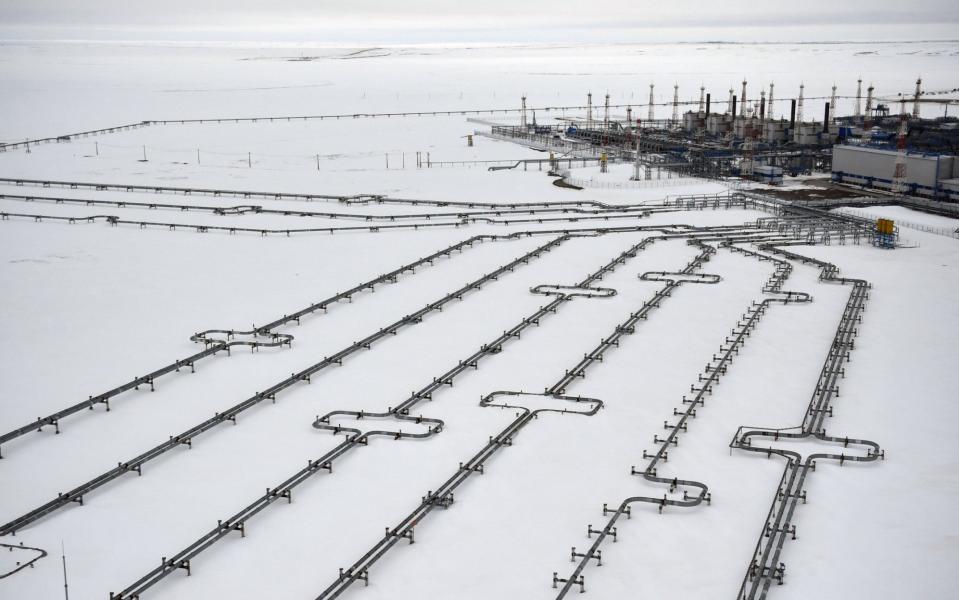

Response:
(831, 145), (959, 201)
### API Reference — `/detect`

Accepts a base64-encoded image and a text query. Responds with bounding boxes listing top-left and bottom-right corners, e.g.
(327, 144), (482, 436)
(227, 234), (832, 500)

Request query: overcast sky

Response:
(2, 0), (957, 43)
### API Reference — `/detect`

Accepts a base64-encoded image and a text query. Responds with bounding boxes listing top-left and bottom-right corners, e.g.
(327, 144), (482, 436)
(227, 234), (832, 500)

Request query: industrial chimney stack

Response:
(648, 84), (655, 121)
(768, 83), (775, 120)
(740, 79), (748, 117)
(587, 92), (593, 130)
(855, 78), (863, 118)
(672, 84), (679, 126)
(912, 77), (922, 119)
(793, 83), (804, 143)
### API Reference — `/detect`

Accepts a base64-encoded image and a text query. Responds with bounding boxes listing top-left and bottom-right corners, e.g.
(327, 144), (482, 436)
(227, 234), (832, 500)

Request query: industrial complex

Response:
(483, 79), (959, 214)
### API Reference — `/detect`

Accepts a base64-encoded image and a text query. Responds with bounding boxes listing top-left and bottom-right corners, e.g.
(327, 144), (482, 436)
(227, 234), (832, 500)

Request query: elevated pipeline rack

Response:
(555, 243), (813, 598)
(317, 241), (726, 600)
(0, 196), (775, 239)
(0, 233), (569, 536)
(0, 234), (493, 458)
(0, 192), (656, 223)
(107, 227), (781, 599)
(0, 177), (767, 213)
(0, 94), (856, 153)
(729, 243), (881, 600)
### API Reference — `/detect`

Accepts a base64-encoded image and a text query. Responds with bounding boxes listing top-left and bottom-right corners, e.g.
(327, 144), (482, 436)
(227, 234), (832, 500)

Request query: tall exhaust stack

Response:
(648, 84), (655, 121)
(759, 90), (767, 141)
(793, 83), (804, 143)
(603, 92), (610, 130)
(912, 77), (922, 119)
(672, 83), (679, 125)
(633, 119), (643, 181)
(823, 102), (831, 134)
(705, 93), (711, 116)
(520, 95), (527, 128)
(855, 78), (863, 118)
(768, 82), (775, 120)
(740, 79), (748, 116)
(699, 85), (705, 113)
(727, 88), (734, 115)
(863, 83), (875, 142)
(790, 99), (796, 128)
(587, 92), (593, 130)
(830, 84), (837, 128)
(892, 111), (909, 195)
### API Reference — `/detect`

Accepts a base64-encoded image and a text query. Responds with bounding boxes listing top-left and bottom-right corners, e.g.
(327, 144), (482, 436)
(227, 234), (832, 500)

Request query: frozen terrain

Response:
(1, 41), (958, 600)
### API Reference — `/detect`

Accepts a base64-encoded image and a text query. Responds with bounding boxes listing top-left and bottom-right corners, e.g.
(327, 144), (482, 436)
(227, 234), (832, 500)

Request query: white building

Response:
(831, 145), (958, 200)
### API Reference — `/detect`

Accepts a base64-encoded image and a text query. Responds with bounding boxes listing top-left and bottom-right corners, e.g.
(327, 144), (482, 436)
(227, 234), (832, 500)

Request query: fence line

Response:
(560, 173), (709, 190)
(835, 208), (959, 239)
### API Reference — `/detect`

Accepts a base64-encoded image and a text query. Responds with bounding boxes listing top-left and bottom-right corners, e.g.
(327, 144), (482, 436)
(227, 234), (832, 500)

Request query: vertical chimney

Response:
(732, 95), (738, 118)
(823, 102), (830, 134)
(706, 93), (711, 115)
(790, 99), (796, 127)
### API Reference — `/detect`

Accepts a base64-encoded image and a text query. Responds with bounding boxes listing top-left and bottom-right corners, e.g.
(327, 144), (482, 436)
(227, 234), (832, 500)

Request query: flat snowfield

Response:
(1, 42), (958, 600)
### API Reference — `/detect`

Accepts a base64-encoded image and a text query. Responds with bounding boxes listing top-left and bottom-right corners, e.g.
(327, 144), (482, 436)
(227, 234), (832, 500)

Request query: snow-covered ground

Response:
(1, 41), (958, 600)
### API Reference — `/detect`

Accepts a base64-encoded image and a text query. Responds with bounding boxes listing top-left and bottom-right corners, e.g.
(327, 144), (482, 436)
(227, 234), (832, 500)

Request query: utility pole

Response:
(61, 541), (69, 600)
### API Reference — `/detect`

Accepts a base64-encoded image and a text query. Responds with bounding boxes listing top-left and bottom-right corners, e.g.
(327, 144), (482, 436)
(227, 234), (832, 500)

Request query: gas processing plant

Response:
(483, 79), (959, 214)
